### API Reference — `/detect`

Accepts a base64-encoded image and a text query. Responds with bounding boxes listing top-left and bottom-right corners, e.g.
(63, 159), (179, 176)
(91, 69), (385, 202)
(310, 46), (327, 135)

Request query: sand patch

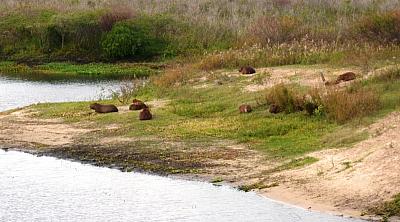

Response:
(263, 111), (400, 217)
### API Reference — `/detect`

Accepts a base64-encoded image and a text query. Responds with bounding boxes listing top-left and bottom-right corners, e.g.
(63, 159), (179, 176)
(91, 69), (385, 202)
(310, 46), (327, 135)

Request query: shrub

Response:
(354, 10), (400, 43)
(265, 84), (304, 114)
(322, 88), (380, 123)
(101, 22), (141, 59)
(101, 18), (169, 60)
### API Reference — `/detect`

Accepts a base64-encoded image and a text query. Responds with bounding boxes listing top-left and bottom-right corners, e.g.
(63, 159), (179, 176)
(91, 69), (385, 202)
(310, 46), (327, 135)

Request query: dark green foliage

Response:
(101, 17), (173, 60)
(101, 22), (141, 59)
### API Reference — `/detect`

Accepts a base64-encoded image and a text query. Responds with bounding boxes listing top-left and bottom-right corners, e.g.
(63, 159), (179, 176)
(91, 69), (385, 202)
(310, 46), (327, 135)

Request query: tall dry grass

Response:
(1, 0), (400, 64)
(322, 89), (381, 123)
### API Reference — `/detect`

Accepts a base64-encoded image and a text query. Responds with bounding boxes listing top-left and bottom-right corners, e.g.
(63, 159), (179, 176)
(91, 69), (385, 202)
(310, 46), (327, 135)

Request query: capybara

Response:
(239, 66), (256, 75)
(90, 103), (118, 113)
(336, 72), (356, 83)
(129, 99), (147, 110)
(269, 104), (281, 114)
(139, 107), (152, 120)
(304, 102), (318, 115)
(239, 104), (252, 113)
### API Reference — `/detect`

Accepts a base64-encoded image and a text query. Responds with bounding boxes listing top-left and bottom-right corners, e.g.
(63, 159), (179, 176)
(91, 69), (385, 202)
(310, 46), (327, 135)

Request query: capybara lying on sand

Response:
(336, 72), (356, 83)
(139, 107), (152, 120)
(129, 99), (147, 110)
(239, 104), (252, 113)
(90, 103), (118, 113)
(239, 66), (256, 75)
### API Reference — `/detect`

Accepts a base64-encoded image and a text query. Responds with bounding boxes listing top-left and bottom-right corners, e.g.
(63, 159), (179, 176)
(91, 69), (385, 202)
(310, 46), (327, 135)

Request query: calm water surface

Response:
(0, 150), (363, 222)
(0, 76), (363, 221)
(0, 75), (119, 111)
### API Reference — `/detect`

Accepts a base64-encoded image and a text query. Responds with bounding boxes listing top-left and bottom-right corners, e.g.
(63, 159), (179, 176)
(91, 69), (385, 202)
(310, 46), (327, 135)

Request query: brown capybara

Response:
(269, 104), (281, 114)
(139, 108), (152, 121)
(129, 99), (147, 110)
(239, 66), (256, 75)
(304, 102), (318, 116)
(239, 104), (252, 113)
(90, 103), (118, 113)
(336, 72), (356, 83)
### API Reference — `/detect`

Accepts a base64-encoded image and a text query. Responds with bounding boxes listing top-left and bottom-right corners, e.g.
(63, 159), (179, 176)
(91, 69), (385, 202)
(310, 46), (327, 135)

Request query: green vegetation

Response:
(0, 61), (158, 79)
(369, 193), (400, 220)
(210, 177), (224, 184)
(29, 66), (400, 162)
(2, 1), (400, 217)
(265, 157), (319, 174)
(238, 182), (279, 192)
(1, 0), (400, 68)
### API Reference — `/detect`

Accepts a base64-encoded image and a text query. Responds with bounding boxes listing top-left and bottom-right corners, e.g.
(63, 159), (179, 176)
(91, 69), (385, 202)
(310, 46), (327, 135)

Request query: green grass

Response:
(265, 156), (319, 174)
(31, 83), (339, 158)
(0, 61), (159, 79)
(30, 66), (400, 161)
(369, 193), (400, 218)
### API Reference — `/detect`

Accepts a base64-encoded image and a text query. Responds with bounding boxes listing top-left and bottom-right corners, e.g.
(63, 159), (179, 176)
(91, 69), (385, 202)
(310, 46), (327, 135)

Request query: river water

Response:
(0, 75), (363, 221)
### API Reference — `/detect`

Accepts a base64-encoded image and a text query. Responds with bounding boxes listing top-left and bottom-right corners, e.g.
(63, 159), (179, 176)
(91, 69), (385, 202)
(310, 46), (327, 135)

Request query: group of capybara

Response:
(90, 99), (152, 121)
(90, 67), (357, 119)
(238, 67), (358, 115)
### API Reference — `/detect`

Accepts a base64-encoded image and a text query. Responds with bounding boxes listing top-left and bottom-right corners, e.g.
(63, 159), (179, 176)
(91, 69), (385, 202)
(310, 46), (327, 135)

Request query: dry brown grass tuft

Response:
(322, 88), (381, 123)
(265, 84), (305, 114)
(152, 64), (197, 88)
(99, 7), (135, 32)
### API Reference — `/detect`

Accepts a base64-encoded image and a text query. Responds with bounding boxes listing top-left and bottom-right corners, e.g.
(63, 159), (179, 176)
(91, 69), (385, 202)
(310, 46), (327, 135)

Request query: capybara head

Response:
(269, 104), (281, 114)
(239, 66), (256, 75)
(130, 99), (147, 111)
(89, 103), (100, 110)
(239, 104), (252, 113)
(139, 108), (152, 121)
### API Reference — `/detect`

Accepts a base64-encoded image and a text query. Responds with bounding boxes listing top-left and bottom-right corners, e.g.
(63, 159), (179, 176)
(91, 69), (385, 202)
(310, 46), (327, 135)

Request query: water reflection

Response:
(0, 75), (120, 111)
(0, 150), (363, 222)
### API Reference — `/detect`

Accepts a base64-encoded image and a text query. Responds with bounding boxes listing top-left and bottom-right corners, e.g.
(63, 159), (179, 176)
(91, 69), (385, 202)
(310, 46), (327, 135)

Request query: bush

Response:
(101, 17), (169, 60)
(265, 84), (304, 114)
(354, 10), (400, 43)
(101, 22), (141, 59)
(322, 88), (380, 123)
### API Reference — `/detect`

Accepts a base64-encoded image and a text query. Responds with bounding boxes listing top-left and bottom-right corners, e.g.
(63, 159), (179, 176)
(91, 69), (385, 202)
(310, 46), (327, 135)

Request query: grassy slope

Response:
(31, 71), (371, 159)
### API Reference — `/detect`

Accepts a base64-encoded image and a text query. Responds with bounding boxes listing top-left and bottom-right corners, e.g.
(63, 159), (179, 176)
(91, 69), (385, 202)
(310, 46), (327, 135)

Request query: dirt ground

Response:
(263, 111), (400, 219)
